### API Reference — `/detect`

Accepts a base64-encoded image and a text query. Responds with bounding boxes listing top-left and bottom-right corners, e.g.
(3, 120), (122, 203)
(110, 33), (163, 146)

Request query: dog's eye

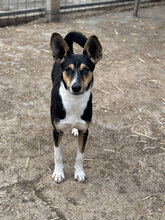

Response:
(65, 68), (72, 75)
(82, 68), (89, 75)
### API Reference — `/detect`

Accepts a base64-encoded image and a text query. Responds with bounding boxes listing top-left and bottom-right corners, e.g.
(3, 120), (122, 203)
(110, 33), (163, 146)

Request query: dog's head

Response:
(50, 33), (102, 95)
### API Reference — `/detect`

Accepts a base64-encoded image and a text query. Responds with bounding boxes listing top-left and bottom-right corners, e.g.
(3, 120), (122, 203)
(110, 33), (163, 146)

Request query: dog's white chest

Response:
(58, 83), (91, 131)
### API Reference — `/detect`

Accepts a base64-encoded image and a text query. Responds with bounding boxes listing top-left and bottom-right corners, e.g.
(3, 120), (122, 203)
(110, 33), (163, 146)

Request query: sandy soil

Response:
(0, 4), (165, 220)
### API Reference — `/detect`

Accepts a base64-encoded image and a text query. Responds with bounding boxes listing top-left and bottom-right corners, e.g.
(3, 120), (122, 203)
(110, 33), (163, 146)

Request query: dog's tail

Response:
(64, 32), (87, 54)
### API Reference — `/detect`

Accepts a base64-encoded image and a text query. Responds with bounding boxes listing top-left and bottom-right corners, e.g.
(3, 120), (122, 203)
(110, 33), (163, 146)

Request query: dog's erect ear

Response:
(50, 33), (69, 64)
(84, 36), (102, 64)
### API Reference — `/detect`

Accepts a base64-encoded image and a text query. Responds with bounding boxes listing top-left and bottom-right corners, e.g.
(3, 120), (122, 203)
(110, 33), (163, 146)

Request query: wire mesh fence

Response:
(0, 0), (46, 26)
(60, 0), (133, 11)
(0, 0), (45, 11)
(0, 0), (132, 27)
(0, 0), (133, 13)
(60, 0), (119, 6)
(0, 0), (153, 27)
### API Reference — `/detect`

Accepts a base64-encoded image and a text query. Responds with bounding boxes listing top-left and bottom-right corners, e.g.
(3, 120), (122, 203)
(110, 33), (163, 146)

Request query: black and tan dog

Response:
(50, 32), (102, 183)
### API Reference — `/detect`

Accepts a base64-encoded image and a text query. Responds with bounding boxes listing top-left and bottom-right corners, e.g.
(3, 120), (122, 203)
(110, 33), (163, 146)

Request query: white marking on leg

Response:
(74, 147), (86, 181)
(52, 145), (65, 183)
(72, 128), (79, 136)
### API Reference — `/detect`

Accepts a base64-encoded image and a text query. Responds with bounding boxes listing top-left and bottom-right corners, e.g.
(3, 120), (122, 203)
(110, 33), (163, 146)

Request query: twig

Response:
(97, 88), (110, 94)
(33, 182), (40, 188)
(30, 144), (35, 149)
(6, 116), (17, 122)
(104, 173), (109, 178)
(116, 147), (121, 154)
(139, 140), (147, 143)
(139, 57), (145, 63)
(42, 49), (50, 53)
(47, 166), (52, 172)
(143, 128), (147, 135)
(132, 130), (157, 140)
(114, 28), (119, 35)
(138, 77), (146, 83)
(130, 33), (140, 36)
(112, 82), (125, 94)
(104, 149), (115, 153)
(139, 160), (144, 171)
(143, 146), (156, 151)
(25, 157), (30, 169)
(31, 195), (40, 201)
(148, 79), (160, 83)
(28, 110), (35, 126)
(49, 205), (59, 209)
(84, 159), (94, 161)
(138, 115), (142, 121)
(147, 53), (152, 57)
(39, 142), (41, 156)
(100, 105), (111, 111)
(142, 195), (153, 201)
(90, 135), (109, 144)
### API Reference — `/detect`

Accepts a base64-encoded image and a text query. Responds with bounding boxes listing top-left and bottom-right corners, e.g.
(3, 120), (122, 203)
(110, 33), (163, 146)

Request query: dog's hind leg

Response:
(52, 128), (65, 183)
(74, 129), (88, 181)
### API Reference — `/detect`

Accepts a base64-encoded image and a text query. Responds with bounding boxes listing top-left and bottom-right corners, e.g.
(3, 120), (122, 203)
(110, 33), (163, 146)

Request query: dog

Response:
(50, 32), (102, 183)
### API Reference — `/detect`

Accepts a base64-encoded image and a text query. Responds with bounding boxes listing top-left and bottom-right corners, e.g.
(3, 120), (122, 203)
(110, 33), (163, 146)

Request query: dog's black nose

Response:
(72, 83), (81, 93)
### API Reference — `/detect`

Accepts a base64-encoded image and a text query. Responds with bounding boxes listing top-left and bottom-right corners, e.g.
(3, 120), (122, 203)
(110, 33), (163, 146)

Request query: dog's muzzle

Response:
(71, 82), (82, 95)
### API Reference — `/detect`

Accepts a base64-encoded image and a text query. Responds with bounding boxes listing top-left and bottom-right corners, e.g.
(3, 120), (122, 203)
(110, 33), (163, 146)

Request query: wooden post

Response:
(133, 0), (140, 17)
(46, 0), (60, 22)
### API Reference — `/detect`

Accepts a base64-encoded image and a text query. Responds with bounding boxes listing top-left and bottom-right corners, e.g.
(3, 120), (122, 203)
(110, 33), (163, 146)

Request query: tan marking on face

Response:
(63, 71), (72, 87)
(80, 63), (86, 71)
(82, 71), (93, 89)
(69, 64), (74, 71)
(79, 64), (93, 90)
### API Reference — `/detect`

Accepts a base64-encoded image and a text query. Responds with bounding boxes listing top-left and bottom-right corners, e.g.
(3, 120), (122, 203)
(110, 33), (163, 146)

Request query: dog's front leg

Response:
(52, 128), (65, 183)
(74, 129), (88, 181)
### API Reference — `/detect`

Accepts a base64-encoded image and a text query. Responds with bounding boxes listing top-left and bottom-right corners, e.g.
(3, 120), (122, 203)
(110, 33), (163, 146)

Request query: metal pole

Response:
(46, 0), (60, 22)
(0, 0), (4, 11)
(133, 0), (140, 16)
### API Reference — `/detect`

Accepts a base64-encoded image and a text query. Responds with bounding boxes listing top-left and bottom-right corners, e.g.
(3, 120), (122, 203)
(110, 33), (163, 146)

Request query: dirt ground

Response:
(0, 4), (165, 220)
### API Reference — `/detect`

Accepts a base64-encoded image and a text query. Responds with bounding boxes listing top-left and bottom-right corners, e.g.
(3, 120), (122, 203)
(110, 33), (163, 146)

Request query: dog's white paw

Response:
(72, 128), (79, 136)
(74, 169), (86, 182)
(52, 169), (65, 183)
